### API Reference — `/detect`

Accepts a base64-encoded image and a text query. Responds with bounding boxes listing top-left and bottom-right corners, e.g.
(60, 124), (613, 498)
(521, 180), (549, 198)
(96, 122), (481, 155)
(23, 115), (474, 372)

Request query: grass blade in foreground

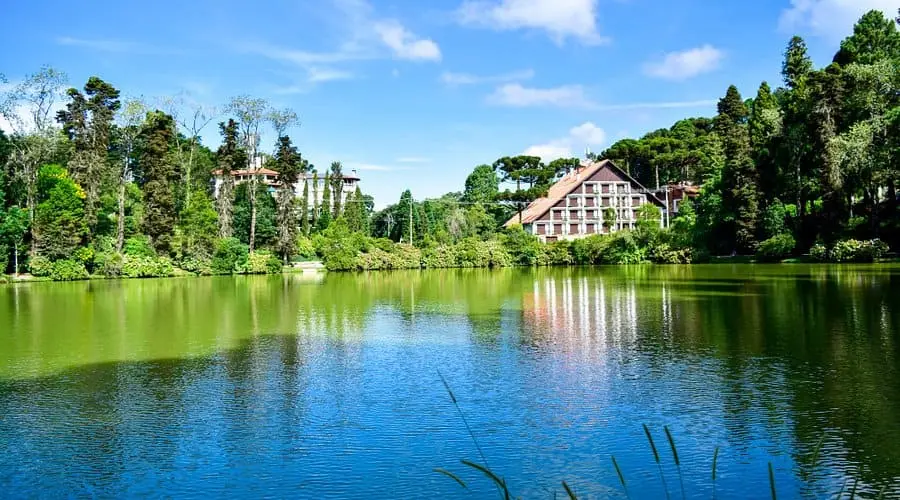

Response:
(768, 462), (777, 500)
(643, 423), (670, 499)
(611, 455), (630, 500)
(664, 425), (686, 500)
(712, 446), (720, 499)
(433, 468), (468, 490)
(562, 480), (578, 500)
(461, 459), (511, 500)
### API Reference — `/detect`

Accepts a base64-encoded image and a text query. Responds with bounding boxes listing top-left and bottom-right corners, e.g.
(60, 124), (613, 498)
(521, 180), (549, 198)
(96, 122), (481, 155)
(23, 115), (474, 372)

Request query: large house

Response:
(213, 156), (360, 211)
(504, 159), (665, 242)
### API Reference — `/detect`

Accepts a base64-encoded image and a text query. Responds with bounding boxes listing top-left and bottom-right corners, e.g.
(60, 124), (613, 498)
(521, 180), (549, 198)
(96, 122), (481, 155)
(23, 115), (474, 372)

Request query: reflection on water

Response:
(1, 265), (899, 498)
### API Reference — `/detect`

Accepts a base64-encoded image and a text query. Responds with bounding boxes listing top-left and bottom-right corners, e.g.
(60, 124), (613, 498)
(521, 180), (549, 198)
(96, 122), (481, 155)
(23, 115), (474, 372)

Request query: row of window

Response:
(535, 222), (636, 236)
(550, 208), (640, 221)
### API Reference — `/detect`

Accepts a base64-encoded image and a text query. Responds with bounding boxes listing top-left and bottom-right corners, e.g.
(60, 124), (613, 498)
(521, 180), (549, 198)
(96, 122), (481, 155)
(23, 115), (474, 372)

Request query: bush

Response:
(122, 255), (174, 278)
(28, 255), (53, 277)
(503, 225), (542, 266)
(123, 235), (156, 258)
(180, 256), (213, 275)
(294, 237), (317, 261)
(604, 232), (647, 264)
(539, 240), (574, 266)
(570, 235), (610, 265)
(649, 242), (693, 264)
(422, 244), (459, 268)
(94, 251), (124, 277)
(50, 259), (89, 281)
(212, 237), (249, 274)
(829, 239), (888, 263)
(756, 233), (796, 262)
(810, 243), (828, 262)
(247, 251), (283, 274)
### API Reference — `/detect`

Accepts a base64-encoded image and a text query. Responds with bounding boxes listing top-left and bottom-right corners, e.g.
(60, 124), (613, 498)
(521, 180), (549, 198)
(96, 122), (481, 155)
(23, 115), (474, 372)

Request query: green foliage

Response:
(49, 259), (89, 281)
(756, 233), (796, 262)
(175, 189), (218, 264)
(123, 235), (156, 257)
(33, 164), (87, 260)
(28, 255), (53, 277)
(462, 165), (499, 204)
(233, 183), (276, 247)
(212, 237), (249, 274)
(294, 236), (316, 260)
(810, 243), (828, 262)
(501, 225), (543, 266)
(139, 111), (179, 254)
(828, 239), (889, 263)
(121, 255), (174, 278)
(246, 250), (283, 274)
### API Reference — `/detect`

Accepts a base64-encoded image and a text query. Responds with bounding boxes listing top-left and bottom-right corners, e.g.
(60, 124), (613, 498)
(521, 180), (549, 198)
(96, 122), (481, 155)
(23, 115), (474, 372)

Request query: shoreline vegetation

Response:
(2, 10), (899, 282)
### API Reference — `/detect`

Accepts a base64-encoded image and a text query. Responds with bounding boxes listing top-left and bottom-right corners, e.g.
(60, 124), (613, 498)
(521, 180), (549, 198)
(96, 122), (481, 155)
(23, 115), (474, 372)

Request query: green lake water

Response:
(1, 265), (899, 498)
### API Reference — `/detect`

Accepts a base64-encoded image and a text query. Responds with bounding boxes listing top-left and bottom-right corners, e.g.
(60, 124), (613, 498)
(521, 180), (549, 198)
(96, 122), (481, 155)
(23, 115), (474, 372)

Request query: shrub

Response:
(179, 256), (213, 275)
(422, 244), (459, 269)
(212, 237), (249, 274)
(649, 243), (693, 264)
(50, 259), (89, 281)
(28, 255), (53, 277)
(95, 251), (124, 277)
(122, 255), (174, 278)
(539, 240), (574, 266)
(123, 235), (156, 258)
(246, 251), (283, 274)
(570, 235), (610, 265)
(483, 240), (513, 268)
(503, 225), (542, 266)
(294, 236), (317, 261)
(756, 233), (796, 262)
(604, 232), (647, 264)
(809, 243), (827, 262)
(827, 239), (888, 263)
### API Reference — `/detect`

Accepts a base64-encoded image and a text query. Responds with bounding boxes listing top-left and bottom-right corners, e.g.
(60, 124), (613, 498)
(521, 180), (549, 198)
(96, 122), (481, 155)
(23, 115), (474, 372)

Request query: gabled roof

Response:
(503, 159), (665, 227)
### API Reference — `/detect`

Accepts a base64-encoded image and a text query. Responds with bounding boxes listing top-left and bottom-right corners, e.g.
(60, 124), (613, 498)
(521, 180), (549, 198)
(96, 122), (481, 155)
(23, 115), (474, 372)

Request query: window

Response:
(569, 210), (579, 219)
(569, 223), (580, 234)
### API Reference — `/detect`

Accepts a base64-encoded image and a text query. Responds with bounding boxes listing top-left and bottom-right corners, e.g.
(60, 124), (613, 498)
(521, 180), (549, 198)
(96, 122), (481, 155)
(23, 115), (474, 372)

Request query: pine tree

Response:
(300, 175), (310, 236)
(748, 82), (783, 207)
(345, 186), (369, 234)
(140, 111), (178, 254)
(716, 85), (759, 254)
(318, 174), (332, 231)
(215, 119), (244, 238)
(56, 77), (120, 239)
(329, 161), (344, 218)
(311, 171), (319, 230)
(273, 135), (300, 263)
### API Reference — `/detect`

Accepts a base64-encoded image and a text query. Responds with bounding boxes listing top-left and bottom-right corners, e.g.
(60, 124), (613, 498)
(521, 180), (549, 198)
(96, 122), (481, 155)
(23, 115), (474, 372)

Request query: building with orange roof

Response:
(503, 159), (665, 242)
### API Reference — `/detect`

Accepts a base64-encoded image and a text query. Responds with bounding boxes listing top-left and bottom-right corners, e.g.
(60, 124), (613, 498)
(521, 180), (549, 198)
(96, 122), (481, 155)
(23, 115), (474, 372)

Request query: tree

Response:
(311, 170), (320, 230)
(159, 93), (217, 207)
(233, 182), (276, 247)
(0, 65), (68, 253)
(113, 98), (146, 252)
(345, 186), (370, 235)
(56, 76), (121, 238)
(175, 189), (218, 262)
(716, 85), (760, 253)
(273, 135), (300, 263)
(833, 10), (900, 66)
(215, 119), (245, 238)
(318, 175), (332, 232)
(493, 155), (549, 223)
(300, 175), (310, 236)
(226, 95), (269, 252)
(139, 111), (178, 254)
(329, 161), (345, 218)
(33, 164), (87, 260)
(748, 82), (783, 205)
(462, 164), (499, 204)
(0, 206), (28, 274)
(780, 36), (815, 217)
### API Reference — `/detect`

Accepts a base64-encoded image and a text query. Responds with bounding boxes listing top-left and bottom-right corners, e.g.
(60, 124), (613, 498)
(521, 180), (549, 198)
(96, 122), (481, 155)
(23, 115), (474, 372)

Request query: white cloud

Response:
(487, 83), (594, 108)
(395, 157), (431, 163)
(441, 69), (534, 86)
(458, 0), (607, 45)
(644, 45), (724, 81)
(307, 67), (355, 83)
(523, 122), (607, 161)
(374, 21), (441, 61)
(594, 100), (717, 111)
(779, 0), (897, 40)
(346, 162), (412, 172)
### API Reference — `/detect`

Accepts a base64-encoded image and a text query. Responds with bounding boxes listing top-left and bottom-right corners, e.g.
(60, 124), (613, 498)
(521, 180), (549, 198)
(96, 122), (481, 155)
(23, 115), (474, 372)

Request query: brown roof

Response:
(503, 159), (665, 227)
(213, 168), (280, 176)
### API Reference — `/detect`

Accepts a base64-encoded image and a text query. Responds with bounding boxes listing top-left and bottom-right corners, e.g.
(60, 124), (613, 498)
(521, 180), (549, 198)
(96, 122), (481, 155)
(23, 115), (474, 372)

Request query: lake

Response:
(1, 265), (899, 498)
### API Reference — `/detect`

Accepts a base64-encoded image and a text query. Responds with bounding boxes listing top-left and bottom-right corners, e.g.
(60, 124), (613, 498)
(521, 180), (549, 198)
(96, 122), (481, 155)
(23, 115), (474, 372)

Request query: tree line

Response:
(0, 71), (372, 278)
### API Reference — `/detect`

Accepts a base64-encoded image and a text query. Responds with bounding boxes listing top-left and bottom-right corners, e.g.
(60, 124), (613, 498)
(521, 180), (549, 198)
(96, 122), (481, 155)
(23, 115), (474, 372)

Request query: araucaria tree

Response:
(215, 119), (244, 238)
(716, 85), (759, 253)
(56, 76), (121, 239)
(140, 111), (178, 254)
(273, 135), (300, 263)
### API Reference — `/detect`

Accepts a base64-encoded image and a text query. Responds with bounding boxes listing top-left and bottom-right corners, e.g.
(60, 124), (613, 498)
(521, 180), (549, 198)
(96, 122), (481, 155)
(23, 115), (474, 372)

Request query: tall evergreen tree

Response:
(226, 95), (269, 252)
(215, 119), (244, 238)
(833, 10), (900, 66)
(716, 85), (760, 253)
(780, 36), (815, 221)
(56, 76), (121, 238)
(318, 174), (332, 232)
(748, 82), (783, 206)
(311, 170), (320, 230)
(329, 161), (344, 218)
(273, 135), (300, 263)
(139, 111), (178, 254)
(300, 175), (310, 236)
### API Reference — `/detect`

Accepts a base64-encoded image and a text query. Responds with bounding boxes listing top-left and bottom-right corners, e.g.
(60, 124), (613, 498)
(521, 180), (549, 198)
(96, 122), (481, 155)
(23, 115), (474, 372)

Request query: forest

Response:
(1, 9), (898, 279)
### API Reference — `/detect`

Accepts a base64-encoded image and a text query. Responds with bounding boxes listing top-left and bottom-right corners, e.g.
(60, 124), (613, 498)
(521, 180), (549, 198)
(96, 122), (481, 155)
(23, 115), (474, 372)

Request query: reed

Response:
(461, 459), (511, 500)
(437, 370), (490, 469)
(610, 455), (630, 499)
(711, 446), (719, 499)
(561, 480), (577, 500)
(642, 423), (670, 499)
(434, 468), (468, 490)
(848, 477), (859, 499)
(768, 462), (777, 500)
(664, 425), (686, 500)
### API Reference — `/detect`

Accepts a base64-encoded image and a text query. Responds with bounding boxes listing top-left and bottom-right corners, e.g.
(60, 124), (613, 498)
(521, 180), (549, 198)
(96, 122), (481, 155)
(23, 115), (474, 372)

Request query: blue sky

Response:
(2, 0), (896, 207)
